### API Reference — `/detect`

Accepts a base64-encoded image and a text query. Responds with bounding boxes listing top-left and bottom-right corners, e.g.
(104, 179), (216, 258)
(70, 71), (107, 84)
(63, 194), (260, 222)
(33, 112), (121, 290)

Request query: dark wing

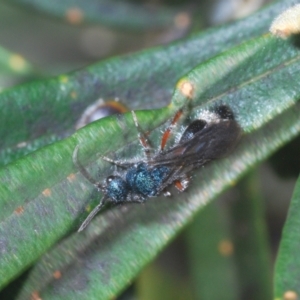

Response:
(148, 119), (241, 169)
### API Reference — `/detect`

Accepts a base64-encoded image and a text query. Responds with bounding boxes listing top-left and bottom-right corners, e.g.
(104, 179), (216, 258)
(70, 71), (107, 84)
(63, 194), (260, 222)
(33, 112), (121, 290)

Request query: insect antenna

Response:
(101, 155), (133, 169)
(73, 145), (103, 188)
(78, 196), (107, 232)
(73, 145), (109, 231)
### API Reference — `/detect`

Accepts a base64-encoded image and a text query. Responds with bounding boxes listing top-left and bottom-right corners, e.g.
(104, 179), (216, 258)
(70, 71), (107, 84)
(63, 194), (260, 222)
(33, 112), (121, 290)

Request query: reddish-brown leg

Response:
(174, 176), (190, 192)
(160, 109), (184, 151)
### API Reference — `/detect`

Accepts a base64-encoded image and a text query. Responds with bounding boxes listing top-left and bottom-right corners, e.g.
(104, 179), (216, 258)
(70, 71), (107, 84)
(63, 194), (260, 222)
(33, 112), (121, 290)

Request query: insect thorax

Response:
(126, 163), (170, 198)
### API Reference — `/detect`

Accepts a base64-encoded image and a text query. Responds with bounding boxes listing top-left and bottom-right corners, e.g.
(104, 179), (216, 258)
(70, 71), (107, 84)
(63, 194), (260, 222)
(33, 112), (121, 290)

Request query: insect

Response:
(73, 104), (241, 232)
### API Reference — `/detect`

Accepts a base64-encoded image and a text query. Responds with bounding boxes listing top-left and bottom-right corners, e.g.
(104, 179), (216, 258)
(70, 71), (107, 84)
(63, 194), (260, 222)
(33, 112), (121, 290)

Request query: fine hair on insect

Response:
(73, 104), (241, 232)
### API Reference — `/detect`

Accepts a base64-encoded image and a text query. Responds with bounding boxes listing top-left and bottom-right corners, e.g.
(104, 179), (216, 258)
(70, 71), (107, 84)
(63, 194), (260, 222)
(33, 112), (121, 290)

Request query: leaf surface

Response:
(0, 0), (294, 165)
(0, 32), (297, 297)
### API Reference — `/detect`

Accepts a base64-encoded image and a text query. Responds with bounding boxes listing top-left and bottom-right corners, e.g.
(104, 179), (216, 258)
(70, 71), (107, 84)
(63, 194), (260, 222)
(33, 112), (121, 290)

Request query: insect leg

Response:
(154, 165), (184, 195)
(160, 109), (184, 151)
(78, 196), (107, 232)
(101, 155), (136, 169)
(155, 162), (193, 196)
(174, 175), (190, 192)
(73, 146), (109, 231)
(131, 110), (153, 160)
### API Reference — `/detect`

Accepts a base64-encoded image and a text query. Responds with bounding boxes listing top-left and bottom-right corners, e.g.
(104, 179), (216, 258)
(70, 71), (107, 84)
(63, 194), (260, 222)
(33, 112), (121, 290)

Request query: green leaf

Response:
(9, 0), (181, 30)
(274, 175), (300, 300)
(0, 0), (300, 298)
(0, 0), (293, 166)
(0, 29), (297, 297)
(0, 108), (170, 289)
(14, 102), (300, 299)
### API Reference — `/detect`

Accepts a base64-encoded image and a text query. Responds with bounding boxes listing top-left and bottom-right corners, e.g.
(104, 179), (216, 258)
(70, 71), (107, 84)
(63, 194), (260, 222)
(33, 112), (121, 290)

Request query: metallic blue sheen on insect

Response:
(104, 164), (171, 203)
(126, 164), (171, 197)
(73, 105), (241, 232)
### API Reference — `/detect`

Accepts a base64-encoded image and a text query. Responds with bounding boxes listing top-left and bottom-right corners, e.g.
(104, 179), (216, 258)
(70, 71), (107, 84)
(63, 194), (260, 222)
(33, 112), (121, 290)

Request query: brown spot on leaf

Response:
(42, 188), (51, 197)
(31, 291), (42, 300)
(71, 91), (77, 99)
(53, 270), (62, 279)
(174, 12), (191, 29)
(14, 206), (24, 215)
(67, 173), (76, 182)
(284, 291), (298, 300)
(66, 7), (83, 24)
(218, 239), (234, 256)
(176, 79), (194, 99)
